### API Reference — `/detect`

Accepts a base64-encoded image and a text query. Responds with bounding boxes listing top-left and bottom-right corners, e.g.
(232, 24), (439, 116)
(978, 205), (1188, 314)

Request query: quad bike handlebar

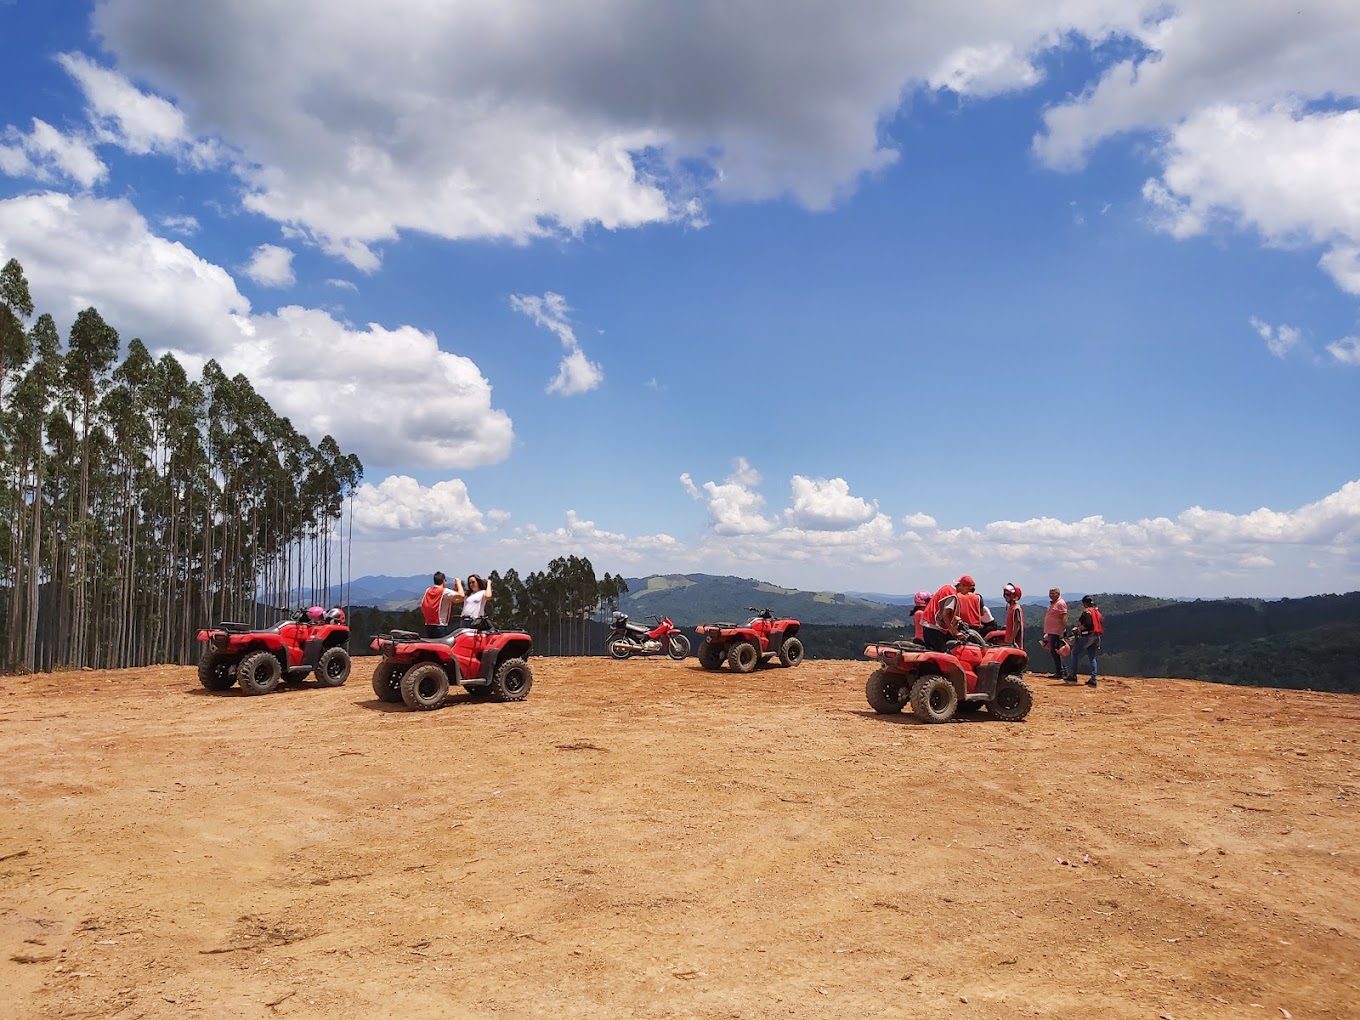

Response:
(745, 607), (775, 620)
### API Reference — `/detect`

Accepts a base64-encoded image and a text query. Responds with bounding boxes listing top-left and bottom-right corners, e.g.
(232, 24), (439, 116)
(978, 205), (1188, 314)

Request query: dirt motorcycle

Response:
(606, 612), (691, 660)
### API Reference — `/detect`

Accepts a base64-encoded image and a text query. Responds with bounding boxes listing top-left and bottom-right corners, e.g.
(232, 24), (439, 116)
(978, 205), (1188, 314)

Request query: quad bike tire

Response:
(488, 657), (533, 702)
(400, 662), (450, 711)
(777, 637), (804, 668)
(865, 668), (907, 714)
(236, 650), (283, 695)
(197, 651), (236, 691)
(315, 646), (351, 687)
(607, 636), (633, 660)
(989, 673), (1033, 722)
(371, 660), (406, 703)
(667, 634), (691, 660)
(697, 641), (724, 670)
(911, 674), (958, 723)
(727, 641), (759, 674)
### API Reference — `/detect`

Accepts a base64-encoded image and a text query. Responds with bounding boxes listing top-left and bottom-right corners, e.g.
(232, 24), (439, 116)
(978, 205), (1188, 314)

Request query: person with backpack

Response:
(420, 571), (465, 638)
(1066, 594), (1103, 687)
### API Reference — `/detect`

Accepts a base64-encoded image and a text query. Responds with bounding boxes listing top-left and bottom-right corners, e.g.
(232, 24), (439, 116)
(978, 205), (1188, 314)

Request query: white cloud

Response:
(928, 42), (1042, 98)
(785, 475), (878, 531)
(89, 1), (1157, 264)
(0, 192), (513, 470)
(1326, 336), (1360, 366)
(505, 510), (680, 565)
(325, 278), (358, 292)
(1320, 245), (1360, 296)
(1249, 316), (1303, 359)
(0, 118), (106, 188)
(55, 52), (209, 163)
(681, 458), (777, 536)
(510, 291), (603, 395)
(352, 475), (485, 536)
(243, 243), (296, 288)
(159, 214), (199, 235)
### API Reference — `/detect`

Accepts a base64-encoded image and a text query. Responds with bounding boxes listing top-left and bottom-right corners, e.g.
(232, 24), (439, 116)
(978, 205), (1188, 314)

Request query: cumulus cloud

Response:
(785, 475), (879, 531)
(675, 461), (1360, 592)
(55, 52), (215, 165)
(88, 1), (1158, 265)
(242, 243), (296, 288)
(1249, 316), (1303, 359)
(505, 510), (680, 565)
(0, 191), (513, 470)
(1326, 336), (1360, 366)
(159, 213), (199, 235)
(351, 475), (485, 536)
(681, 458), (777, 536)
(509, 292), (603, 395)
(0, 118), (106, 188)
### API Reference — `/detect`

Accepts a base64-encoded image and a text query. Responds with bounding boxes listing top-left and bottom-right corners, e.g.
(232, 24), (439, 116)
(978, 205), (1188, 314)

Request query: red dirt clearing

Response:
(1, 658), (1357, 1018)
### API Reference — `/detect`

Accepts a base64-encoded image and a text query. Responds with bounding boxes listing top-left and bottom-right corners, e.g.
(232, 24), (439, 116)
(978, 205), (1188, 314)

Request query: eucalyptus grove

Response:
(0, 259), (363, 673)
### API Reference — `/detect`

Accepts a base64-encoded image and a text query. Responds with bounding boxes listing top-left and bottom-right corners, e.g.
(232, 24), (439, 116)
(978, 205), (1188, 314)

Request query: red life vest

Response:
(1004, 602), (1024, 645)
(1086, 606), (1104, 635)
(420, 585), (446, 625)
(957, 592), (983, 627)
(924, 584), (957, 630)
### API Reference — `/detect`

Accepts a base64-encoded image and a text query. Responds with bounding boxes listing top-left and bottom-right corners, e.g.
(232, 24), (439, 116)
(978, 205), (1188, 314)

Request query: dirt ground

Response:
(1, 656), (1357, 1019)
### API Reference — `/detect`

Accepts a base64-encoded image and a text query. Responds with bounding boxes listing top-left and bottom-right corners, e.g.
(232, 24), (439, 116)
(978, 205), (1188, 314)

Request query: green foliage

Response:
(619, 573), (909, 627)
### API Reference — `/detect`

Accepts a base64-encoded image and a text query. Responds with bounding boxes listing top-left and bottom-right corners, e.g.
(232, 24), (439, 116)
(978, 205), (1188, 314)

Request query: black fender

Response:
(301, 637), (325, 668)
(477, 639), (533, 684)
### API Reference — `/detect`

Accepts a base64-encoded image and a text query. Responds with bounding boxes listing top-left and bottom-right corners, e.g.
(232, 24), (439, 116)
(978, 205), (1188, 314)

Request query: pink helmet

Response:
(306, 605), (325, 623)
(914, 590), (932, 608)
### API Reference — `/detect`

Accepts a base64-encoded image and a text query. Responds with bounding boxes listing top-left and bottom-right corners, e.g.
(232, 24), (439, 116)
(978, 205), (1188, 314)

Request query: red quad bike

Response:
(695, 607), (803, 674)
(367, 618), (534, 711)
(863, 628), (1032, 723)
(196, 610), (352, 695)
(606, 612), (691, 660)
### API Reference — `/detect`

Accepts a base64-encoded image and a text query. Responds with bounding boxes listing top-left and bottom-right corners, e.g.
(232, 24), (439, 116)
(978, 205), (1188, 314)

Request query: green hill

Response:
(620, 574), (909, 627)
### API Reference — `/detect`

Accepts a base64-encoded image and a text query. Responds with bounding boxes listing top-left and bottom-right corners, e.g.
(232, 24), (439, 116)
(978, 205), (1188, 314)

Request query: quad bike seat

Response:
(216, 621), (251, 633)
(890, 639), (926, 651)
(389, 629), (421, 642)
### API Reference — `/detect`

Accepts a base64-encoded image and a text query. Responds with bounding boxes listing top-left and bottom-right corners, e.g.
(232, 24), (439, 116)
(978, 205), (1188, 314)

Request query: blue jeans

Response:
(1068, 635), (1098, 680)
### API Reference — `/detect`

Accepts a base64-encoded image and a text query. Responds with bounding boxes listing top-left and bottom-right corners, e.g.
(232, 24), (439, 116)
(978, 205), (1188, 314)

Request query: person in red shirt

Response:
(994, 582), (1024, 647)
(1067, 594), (1103, 687)
(910, 590), (932, 644)
(419, 571), (465, 638)
(954, 575), (983, 632)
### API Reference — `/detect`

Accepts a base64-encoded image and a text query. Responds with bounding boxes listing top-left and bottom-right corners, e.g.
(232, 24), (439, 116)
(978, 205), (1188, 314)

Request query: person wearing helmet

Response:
(1066, 594), (1103, 687)
(992, 582), (1025, 647)
(921, 582), (960, 652)
(910, 590), (932, 644)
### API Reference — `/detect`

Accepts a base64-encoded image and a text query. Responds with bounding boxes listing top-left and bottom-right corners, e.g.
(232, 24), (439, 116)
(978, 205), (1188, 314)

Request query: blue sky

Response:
(1, 1), (1358, 598)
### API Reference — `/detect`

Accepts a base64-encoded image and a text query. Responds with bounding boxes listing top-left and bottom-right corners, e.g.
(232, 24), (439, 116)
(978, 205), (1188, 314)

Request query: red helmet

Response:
(324, 607), (346, 624)
(306, 605), (325, 622)
(1003, 583), (1022, 603)
(914, 590), (932, 608)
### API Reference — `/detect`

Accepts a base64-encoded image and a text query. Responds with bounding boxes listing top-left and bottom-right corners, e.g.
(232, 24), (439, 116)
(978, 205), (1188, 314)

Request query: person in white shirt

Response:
(461, 573), (493, 625)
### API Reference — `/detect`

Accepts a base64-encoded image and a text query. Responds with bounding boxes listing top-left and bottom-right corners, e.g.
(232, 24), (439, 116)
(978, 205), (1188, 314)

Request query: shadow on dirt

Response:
(352, 692), (491, 713)
(846, 709), (994, 725)
(185, 682), (338, 698)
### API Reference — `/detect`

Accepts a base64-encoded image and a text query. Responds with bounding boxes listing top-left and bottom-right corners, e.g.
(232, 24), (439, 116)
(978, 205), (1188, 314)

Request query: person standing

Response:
(910, 590), (932, 644)
(1068, 595), (1103, 687)
(420, 571), (465, 638)
(1043, 587), (1068, 678)
(461, 573), (493, 625)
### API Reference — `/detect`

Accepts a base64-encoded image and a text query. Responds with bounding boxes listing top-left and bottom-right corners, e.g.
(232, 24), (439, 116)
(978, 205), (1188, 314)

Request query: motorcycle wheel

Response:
(607, 636), (633, 659)
(667, 634), (691, 660)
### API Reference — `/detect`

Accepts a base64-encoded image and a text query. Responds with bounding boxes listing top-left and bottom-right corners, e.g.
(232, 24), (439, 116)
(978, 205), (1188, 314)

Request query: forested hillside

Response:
(620, 573), (908, 626)
(0, 258), (363, 673)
